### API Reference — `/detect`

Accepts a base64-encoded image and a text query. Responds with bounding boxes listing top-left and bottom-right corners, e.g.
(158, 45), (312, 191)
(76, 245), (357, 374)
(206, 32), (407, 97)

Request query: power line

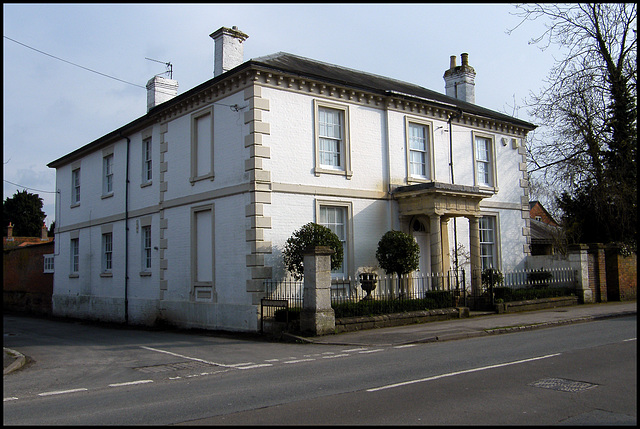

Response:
(4, 35), (146, 89)
(3, 179), (57, 194)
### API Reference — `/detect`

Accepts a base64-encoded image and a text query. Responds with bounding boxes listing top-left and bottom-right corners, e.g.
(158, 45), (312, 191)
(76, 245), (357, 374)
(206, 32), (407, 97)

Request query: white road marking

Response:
(283, 358), (316, 364)
(322, 353), (350, 359)
(623, 338), (636, 342)
(235, 364), (273, 370)
(108, 380), (153, 387)
(342, 348), (369, 352)
(140, 346), (236, 369)
(38, 388), (88, 396)
(393, 344), (417, 349)
(367, 353), (562, 392)
(359, 349), (384, 354)
(4, 397), (19, 402)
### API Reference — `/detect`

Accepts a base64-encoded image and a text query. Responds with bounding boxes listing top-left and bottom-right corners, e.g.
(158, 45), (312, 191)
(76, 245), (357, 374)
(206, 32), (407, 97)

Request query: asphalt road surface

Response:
(3, 314), (636, 425)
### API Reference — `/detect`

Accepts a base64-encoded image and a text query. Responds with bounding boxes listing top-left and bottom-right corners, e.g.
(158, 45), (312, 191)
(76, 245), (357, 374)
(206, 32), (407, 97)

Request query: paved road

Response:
(3, 305), (636, 425)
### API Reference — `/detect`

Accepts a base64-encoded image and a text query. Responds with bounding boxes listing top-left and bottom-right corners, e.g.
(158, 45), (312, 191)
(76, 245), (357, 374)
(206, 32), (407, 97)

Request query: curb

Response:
(3, 348), (26, 375)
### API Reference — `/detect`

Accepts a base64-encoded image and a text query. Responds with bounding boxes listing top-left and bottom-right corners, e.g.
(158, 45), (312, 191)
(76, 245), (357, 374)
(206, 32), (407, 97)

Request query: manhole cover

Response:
(529, 377), (598, 392)
(134, 360), (218, 373)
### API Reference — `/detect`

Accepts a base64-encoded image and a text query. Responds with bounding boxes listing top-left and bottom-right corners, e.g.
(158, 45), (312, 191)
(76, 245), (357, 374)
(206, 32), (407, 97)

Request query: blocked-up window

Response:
(190, 108), (214, 183)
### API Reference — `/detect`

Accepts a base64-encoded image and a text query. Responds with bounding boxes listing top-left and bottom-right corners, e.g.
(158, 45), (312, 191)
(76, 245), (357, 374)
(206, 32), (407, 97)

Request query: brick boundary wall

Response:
(3, 241), (54, 315)
(605, 245), (637, 301)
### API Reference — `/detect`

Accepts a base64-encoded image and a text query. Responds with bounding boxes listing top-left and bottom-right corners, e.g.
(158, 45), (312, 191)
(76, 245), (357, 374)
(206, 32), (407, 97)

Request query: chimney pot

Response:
(450, 55), (457, 69)
(461, 52), (469, 66)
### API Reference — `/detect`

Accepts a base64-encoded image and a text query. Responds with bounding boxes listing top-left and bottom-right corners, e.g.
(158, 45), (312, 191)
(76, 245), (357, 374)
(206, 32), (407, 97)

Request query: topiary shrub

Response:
(375, 230), (420, 277)
(282, 222), (343, 280)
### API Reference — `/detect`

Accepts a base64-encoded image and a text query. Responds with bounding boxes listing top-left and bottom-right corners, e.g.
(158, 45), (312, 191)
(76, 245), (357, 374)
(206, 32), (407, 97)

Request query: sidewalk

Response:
(285, 301), (637, 346)
(4, 301), (636, 375)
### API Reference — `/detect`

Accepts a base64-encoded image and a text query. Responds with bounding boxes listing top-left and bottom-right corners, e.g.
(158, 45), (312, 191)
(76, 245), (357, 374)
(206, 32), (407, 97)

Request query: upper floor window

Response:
(143, 138), (152, 184)
(405, 118), (434, 181)
(474, 134), (496, 187)
(71, 168), (81, 205)
(103, 154), (114, 196)
(314, 100), (352, 178)
(190, 107), (214, 184)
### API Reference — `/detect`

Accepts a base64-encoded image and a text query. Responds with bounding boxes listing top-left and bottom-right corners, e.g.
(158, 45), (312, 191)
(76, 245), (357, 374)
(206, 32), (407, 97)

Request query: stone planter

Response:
(359, 272), (378, 300)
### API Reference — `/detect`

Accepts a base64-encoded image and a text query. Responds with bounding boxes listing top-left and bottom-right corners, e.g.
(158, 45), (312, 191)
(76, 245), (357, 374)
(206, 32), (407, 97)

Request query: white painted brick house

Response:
(48, 26), (536, 332)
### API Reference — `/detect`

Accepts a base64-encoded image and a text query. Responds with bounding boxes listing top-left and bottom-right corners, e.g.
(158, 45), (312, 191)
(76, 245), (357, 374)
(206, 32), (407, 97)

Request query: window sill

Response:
(100, 272), (113, 278)
(139, 271), (152, 277)
(140, 181), (152, 188)
(69, 273), (79, 278)
(314, 167), (353, 179)
(70, 203), (80, 209)
(101, 193), (114, 200)
(190, 173), (215, 185)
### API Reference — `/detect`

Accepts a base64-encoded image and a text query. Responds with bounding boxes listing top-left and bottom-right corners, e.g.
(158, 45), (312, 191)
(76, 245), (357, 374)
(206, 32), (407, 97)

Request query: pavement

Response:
(3, 301), (636, 375)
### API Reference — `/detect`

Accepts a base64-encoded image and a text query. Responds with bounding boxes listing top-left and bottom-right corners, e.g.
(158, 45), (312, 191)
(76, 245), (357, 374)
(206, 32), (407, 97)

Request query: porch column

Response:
(430, 213), (443, 288)
(467, 215), (482, 295)
(441, 217), (451, 274)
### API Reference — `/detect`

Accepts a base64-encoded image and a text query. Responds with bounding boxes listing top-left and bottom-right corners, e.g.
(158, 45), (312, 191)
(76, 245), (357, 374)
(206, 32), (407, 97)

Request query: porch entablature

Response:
(392, 182), (493, 217)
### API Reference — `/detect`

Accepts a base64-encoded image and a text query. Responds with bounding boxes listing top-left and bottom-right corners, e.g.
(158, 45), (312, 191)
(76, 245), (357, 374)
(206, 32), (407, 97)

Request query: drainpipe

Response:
(448, 109), (463, 283)
(122, 134), (131, 324)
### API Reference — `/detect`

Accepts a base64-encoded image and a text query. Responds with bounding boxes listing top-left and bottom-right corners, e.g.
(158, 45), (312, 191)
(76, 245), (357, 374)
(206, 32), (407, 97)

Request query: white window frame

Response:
(479, 215), (500, 271)
(190, 107), (215, 184)
(405, 117), (435, 182)
(313, 100), (352, 179)
(315, 200), (353, 280)
(102, 232), (113, 273)
(71, 166), (81, 206)
(102, 153), (114, 197)
(70, 237), (79, 274)
(141, 225), (152, 272)
(43, 254), (54, 273)
(472, 132), (497, 189)
(142, 137), (152, 185)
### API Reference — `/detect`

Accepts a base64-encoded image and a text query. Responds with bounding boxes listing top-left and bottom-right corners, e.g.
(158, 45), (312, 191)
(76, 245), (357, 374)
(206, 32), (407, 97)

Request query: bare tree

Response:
(509, 3), (637, 249)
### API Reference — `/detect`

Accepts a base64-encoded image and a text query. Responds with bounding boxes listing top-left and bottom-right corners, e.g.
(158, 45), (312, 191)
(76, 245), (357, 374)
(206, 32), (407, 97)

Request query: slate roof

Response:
(49, 51), (536, 168)
(248, 52), (536, 130)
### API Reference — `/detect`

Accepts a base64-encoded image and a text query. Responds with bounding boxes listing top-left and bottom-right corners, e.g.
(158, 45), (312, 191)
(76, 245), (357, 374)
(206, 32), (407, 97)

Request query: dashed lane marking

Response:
(38, 388), (88, 397)
(108, 380), (153, 387)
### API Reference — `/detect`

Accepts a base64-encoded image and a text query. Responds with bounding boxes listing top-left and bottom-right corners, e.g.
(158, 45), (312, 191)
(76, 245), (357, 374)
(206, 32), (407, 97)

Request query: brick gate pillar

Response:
(300, 246), (335, 336)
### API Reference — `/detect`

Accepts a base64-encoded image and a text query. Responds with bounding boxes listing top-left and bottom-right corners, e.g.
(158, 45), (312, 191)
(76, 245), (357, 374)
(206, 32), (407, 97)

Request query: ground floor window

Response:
(479, 216), (497, 270)
(318, 205), (348, 278)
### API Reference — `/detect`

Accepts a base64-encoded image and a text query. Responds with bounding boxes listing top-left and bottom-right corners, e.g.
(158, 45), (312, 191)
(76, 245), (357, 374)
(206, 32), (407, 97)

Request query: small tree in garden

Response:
(375, 230), (420, 297)
(282, 222), (343, 280)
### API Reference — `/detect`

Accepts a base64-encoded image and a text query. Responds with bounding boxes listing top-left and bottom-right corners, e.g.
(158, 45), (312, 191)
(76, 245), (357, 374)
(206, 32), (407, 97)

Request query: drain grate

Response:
(134, 360), (218, 373)
(529, 377), (598, 392)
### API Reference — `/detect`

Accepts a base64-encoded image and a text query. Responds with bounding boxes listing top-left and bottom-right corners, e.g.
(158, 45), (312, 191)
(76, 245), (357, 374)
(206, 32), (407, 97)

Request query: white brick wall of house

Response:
(48, 27), (534, 332)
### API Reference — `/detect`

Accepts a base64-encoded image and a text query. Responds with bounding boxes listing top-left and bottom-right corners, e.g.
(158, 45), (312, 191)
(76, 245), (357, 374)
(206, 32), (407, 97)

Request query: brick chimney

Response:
(443, 53), (476, 104)
(210, 26), (249, 77)
(146, 75), (179, 112)
(7, 222), (14, 242)
(41, 222), (49, 241)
